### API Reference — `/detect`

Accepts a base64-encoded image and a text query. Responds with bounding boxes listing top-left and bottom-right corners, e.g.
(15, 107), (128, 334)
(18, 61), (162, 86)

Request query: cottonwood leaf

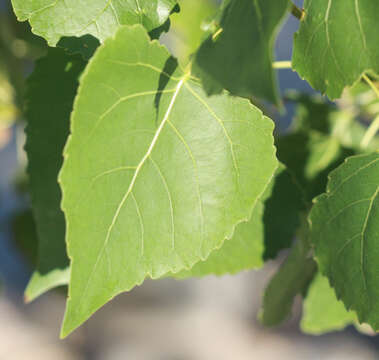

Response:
(169, 0), (217, 61)
(173, 199), (265, 278)
(11, 0), (178, 46)
(24, 48), (86, 302)
(174, 164), (303, 278)
(194, 0), (289, 104)
(262, 165), (305, 260)
(310, 152), (379, 330)
(293, 0), (379, 99)
(60, 25), (277, 337)
(260, 224), (317, 327)
(11, 210), (38, 268)
(301, 272), (356, 335)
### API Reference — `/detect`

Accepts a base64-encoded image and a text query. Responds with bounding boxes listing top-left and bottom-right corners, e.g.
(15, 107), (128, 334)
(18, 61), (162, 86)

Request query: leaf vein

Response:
(149, 156), (175, 250)
(184, 82), (240, 179)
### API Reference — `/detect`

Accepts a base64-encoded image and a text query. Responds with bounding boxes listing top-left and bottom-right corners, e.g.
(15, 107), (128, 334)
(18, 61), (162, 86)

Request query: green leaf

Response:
(169, 0), (217, 61)
(301, 272), (356, 335)
(287, 91), (379, 153)
(60, 25), (277, 337)
(277, 131), (352, 202)
(24, 48), (86, 302)
(293, 0), (379, 99)
(260, 229), (317, 327)
(57, 35), (100, 61)
(194, 0), (289, 104)
(174, 164), (303, 278)
(262, 165), (305, 260)
(11, 210), (38, 268)
(174, 198), (265, 278)
(310, 152), (379, 330)
(11, 0), (178, 45)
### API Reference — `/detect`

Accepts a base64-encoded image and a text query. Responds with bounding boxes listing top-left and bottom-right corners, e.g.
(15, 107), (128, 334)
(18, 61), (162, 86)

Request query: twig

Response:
(361, 74), (379, 149)
(273, 61), (292, 69)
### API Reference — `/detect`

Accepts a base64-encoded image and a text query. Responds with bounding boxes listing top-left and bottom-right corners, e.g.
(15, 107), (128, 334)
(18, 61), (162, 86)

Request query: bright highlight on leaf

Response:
(293, 0), (379, 99)
(11, 0), (178, 45)
(310, 152), (379, 330)
(59, 25), (277, 337)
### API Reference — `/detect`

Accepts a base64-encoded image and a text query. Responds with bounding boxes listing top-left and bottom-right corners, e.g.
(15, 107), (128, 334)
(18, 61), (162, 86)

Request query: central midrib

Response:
(79, 77), (186, 303)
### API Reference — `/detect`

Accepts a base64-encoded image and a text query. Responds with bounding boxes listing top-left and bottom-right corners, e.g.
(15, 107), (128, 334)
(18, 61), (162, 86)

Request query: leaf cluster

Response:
(2, 0), (378, 338)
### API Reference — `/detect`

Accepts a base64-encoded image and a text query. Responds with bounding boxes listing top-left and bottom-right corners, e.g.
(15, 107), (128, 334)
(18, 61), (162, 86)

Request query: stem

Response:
(361, 115), (379, 149)
(273, 61), (292, 69)
(361, 74), (379, 149)
(212, 28), (223, 41)
(290, 2), (305, 21)
(363, 74), (379, 98)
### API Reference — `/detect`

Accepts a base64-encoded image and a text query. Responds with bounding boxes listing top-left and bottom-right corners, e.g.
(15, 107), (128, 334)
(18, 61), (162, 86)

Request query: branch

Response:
(273, 61), (292, 69)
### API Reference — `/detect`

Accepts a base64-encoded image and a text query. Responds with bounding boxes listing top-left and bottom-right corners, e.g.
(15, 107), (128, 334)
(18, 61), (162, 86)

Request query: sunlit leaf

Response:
(60, 25), (277, 337)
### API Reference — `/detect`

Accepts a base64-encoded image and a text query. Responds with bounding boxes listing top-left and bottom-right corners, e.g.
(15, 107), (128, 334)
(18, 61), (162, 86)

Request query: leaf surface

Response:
(24, 48), (86, 302)
(293, 0), (379, 99)
(11, 0), (178, 45)
(60, 25), (277, 337)
(260, 226), (317, 327)
(301, 272), (356, 334)
(194, 0), (289, 104)
(175, 164), (303, 278)
(310, 152), (379, 330)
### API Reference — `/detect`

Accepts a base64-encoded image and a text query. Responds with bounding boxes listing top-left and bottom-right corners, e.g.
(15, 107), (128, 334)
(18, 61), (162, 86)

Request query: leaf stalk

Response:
(273, 61), (292, 69)
(361, 74), (379, 148)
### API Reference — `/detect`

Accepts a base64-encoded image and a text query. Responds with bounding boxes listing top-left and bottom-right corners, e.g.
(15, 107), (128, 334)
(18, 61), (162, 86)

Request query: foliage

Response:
(0, 0), (378, 339)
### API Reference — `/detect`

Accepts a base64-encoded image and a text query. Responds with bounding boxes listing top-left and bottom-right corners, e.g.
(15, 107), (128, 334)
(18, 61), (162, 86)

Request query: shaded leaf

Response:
(11, 0), (178, 45)
(277, 94), (358, 202)
(293, 0), (379, 99)
(310, 152), (379, 330)
(301, 272), (356, 335)
(286, 91), (379, 152)
(262, 165), (305, 260)
(260, 227), (317, 327)
(277, 131), (352, 202)
(57, 35), (100, 61)
(194, 0), (289, 104)
(11, 210), (38, 268)
(60, 25), (277, 337)
(24, 48), (86, 302)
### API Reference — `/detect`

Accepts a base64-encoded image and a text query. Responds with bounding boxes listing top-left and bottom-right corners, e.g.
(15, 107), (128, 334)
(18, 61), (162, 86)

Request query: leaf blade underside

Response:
(194, 0), (289, 104)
